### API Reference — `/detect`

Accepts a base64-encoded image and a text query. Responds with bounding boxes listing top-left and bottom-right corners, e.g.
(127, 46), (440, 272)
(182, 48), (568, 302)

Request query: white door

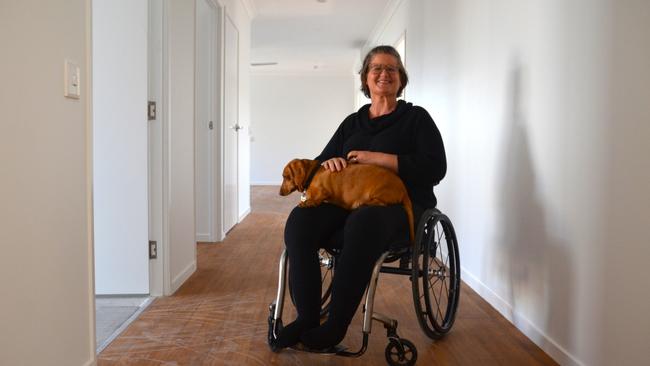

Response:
(195, 0), (218, 242)
(93, 0), (149, 295)
(223, 14), (239, 234)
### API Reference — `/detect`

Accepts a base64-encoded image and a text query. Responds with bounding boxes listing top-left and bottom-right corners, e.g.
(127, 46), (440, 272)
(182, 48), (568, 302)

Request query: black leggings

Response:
(283, 203), (410, 332)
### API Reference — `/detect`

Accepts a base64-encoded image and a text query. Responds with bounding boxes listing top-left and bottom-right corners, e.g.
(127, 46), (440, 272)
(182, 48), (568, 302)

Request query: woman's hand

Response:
(346, 150), (376, 165)
(347, 150), (398, 173)
(321, 157), (348, 172)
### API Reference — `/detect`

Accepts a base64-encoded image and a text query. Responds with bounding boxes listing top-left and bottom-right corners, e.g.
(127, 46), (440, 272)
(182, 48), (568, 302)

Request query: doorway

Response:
(223, 13), (240, 234)
(195, 0), (222, 242)
(195, 5), (239, 241)
(92, 0), (149, 297)
(92, 0), (153, 353)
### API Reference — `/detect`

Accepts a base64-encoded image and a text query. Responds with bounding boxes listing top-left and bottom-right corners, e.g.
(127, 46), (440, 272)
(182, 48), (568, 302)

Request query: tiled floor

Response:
(96, 295), (152, 353)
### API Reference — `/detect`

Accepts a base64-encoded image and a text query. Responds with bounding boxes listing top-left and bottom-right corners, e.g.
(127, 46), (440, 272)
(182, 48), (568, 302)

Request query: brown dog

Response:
(279, 158), (414, 242)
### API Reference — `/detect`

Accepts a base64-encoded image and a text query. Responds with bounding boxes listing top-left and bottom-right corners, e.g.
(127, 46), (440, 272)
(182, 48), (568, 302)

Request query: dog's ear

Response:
(292, 159), (309, 192)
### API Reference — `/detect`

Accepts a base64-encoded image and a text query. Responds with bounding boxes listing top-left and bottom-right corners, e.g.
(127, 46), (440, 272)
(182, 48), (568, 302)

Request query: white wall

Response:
(167, 0), (198, 292)
(93, 0), (149, 295)
(0, 0), (95, 364)
(250, 73), (355, 184)
(367, 0), (650, 365)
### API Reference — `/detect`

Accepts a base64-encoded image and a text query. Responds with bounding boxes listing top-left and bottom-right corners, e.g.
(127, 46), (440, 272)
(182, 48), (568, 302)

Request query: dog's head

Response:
(279, 159), (314, 196)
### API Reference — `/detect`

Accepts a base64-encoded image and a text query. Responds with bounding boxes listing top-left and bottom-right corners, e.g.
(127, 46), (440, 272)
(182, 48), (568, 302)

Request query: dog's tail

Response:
(403, 195), (415, 244)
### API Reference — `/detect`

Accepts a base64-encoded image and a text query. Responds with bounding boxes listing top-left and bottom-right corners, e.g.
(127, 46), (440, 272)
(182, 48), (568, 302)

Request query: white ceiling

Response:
(250, 0), (391, 73)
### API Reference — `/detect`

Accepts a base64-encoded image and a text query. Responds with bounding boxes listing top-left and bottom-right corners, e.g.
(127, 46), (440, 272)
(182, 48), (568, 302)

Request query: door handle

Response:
(231, 124), (242, 131)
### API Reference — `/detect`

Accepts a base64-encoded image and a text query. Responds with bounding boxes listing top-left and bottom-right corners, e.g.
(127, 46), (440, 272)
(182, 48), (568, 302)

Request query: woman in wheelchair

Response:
(275, 45), (447, 352)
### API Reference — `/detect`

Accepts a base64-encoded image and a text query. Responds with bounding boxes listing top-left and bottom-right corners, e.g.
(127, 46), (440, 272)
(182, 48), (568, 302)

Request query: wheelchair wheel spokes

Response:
(318, 249), (335, 316)
(288, 248), (335, 317)
(426, 255), (450, 327)
(427, 224), (451, 324)
(412, 213), (461, 339)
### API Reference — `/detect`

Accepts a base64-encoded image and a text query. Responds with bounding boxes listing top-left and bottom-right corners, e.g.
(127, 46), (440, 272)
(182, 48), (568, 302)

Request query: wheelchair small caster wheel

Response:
(385, 338), (417, 366)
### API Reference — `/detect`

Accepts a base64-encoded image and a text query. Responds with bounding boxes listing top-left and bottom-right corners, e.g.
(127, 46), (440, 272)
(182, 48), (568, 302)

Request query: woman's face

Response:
(366, 53), (401, 99)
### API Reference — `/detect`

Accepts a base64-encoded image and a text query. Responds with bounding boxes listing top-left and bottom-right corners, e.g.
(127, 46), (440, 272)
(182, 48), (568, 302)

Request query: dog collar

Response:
(302, 164), (320, 191)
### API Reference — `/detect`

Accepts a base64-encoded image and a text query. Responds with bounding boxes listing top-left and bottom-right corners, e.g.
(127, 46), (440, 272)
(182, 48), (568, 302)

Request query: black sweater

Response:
(315, 100), (447, 209)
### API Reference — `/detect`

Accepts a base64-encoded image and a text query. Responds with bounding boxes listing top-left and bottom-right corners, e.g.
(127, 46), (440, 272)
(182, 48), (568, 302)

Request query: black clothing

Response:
(316, 100), (446, 208)
(278, 101), (446, 350)
(283, 204), (410, 349)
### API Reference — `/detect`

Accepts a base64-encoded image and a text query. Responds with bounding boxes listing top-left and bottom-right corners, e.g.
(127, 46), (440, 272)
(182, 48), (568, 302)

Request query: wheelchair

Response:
(268, 208), (460, 366)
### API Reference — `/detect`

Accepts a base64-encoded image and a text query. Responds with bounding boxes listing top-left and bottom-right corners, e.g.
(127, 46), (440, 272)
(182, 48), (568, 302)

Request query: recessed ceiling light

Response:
(316, 0), (327, 3)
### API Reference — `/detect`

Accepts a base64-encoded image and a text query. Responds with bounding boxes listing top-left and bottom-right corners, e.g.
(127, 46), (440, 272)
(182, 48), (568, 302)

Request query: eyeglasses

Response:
(368, 64), (399, 74)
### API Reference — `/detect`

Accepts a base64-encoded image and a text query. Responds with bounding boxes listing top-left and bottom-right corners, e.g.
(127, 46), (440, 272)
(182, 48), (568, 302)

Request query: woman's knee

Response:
(285, 206), (311, 230)
(344, 206), (408, 243)
(346, 206), (401, 228)
(284, 207), (315, 247)
(284, 204), (348, 249)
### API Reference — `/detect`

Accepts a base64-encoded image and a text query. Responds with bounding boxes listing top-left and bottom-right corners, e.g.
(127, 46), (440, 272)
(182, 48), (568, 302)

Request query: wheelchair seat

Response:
(324, 226), (411, 257)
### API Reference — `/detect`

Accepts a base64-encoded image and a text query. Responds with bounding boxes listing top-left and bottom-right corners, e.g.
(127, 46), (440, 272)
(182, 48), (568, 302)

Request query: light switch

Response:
(64, 59), (80, 99)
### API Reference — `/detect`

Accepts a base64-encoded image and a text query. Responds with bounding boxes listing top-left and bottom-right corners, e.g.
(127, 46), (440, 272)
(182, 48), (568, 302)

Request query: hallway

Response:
(97, 187), (557, 365)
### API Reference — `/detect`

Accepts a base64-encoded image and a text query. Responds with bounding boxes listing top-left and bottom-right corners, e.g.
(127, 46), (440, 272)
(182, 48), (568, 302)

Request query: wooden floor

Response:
(98, 186), (558, 366)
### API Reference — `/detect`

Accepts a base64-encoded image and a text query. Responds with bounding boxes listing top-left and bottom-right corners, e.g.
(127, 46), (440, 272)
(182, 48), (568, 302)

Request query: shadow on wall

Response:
(492, 58), (574, 354)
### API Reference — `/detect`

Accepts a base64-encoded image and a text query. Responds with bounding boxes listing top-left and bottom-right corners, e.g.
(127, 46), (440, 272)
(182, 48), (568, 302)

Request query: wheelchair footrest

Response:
(290, 343), (347, 355)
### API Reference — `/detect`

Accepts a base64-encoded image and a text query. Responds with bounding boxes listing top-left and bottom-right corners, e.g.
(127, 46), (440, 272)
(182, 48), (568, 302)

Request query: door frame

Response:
(147, 0), (168, 296)
(193, 0), (239, 242)
(195, 0), (225, 243)
(222, 10), (240, 237)
(149, 0), (229, 296)
(214, 1), (227, 241)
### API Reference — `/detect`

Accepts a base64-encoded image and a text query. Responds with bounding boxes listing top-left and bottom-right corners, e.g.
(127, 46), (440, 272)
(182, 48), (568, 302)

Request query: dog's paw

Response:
(298, 200), (318, 208)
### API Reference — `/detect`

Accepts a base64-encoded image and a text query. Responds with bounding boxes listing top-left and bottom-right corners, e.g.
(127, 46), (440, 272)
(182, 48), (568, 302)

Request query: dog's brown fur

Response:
(279, 158), (414, 242)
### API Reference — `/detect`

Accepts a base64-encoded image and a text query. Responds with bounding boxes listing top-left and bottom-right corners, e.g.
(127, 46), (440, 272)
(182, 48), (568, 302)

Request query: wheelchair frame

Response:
(268, 208), (460, 366)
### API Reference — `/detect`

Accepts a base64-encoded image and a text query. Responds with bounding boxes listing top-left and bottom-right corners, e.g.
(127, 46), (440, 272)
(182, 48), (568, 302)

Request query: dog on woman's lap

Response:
(279, 158), (414, 241)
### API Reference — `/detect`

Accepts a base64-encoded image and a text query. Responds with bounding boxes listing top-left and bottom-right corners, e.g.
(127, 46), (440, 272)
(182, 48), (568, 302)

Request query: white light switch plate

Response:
(64, 59), (80, 99)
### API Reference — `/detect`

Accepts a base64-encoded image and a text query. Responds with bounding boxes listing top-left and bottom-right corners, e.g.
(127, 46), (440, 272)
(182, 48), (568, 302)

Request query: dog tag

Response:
(300, 193), (307, 202)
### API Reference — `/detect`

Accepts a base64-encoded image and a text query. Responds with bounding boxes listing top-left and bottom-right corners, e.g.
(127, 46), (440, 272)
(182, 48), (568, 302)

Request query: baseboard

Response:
(238, 207), (251, 222)
(196, 233), (211, 242)
(251, 181), (280, 186)
(461, 267), (584, 366)
(171, 260), (197, 294)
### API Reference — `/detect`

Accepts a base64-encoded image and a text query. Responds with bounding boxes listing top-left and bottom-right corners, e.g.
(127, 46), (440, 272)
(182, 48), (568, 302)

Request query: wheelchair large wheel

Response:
(289, 248), (335, 317)
(411, 210), (461, 339)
